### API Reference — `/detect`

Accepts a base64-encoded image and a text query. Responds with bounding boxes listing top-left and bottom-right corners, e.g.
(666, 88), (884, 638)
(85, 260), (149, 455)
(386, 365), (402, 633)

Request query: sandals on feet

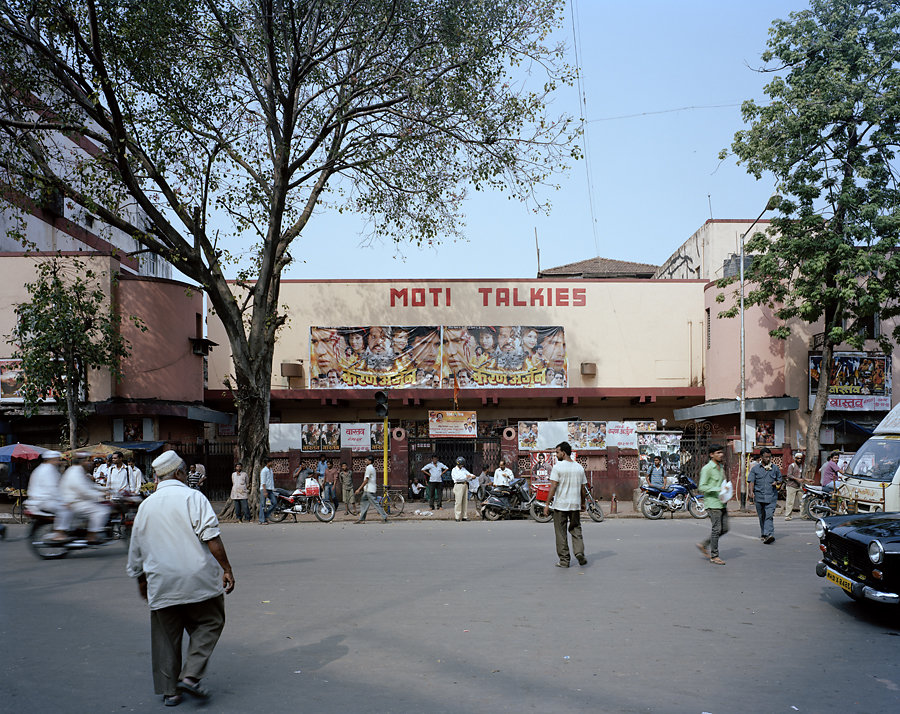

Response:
(164, 694), (183, 706)
(177, 679), (210, 699)
(696, 542), (709, 558)
(709, 557), (726, 565)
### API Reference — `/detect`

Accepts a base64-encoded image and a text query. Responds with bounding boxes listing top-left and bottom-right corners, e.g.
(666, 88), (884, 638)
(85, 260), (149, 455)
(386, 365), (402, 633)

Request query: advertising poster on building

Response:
(309, 326), (441, 388)
(299, 423), (342, 451)
(443, 326), (567, 388)
(809, 352), (891, 410)
(518, 421), (606, 451)
(370, 422), (386, 451)
(341, 423), (371, 451)
(0, 360), (25, 401)
(530, 452), (556, 482)
(755, 419), (775, 447)
(605, 422), (640, 449)
(638, 432), (682, 475)
(429, 411), (477, 437)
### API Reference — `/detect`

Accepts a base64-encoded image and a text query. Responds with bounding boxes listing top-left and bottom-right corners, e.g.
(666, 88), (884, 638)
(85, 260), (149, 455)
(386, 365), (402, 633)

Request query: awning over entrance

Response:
(104, 440), (167, 452)
(673, 396), (799, 421)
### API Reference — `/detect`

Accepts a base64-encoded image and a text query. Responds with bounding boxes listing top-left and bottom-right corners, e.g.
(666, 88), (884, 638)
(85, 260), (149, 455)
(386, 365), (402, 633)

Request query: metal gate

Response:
(168, 440), (238, 501)
(679, 422), (729, 484)
(408, 437), (501, 480)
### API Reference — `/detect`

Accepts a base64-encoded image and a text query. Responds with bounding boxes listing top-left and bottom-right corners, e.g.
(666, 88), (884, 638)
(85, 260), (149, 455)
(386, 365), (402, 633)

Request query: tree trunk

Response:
(803, 339), (835, 482)
(65, 361), (78, 450)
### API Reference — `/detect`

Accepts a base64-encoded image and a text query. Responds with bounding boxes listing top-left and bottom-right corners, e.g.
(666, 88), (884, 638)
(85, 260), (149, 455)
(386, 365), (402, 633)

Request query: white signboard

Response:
(605, 421), (639, 449)
(341, 423), (371, 450)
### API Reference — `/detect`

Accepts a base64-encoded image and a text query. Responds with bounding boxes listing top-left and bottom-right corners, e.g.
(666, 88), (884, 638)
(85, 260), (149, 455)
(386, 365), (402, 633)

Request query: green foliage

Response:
(6, 257), (140, 445)
(724, 0), (900, 354)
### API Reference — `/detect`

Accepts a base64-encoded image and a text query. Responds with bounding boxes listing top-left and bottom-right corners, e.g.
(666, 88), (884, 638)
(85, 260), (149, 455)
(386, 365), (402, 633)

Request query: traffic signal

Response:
(375, 390), (389, 417)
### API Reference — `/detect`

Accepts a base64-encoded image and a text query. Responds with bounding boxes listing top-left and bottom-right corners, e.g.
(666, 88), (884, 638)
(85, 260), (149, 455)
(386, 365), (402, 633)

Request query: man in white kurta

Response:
(59, 453), (110, 543)
(106, 452), (139, 495)
(543, 442), (589, 568)
(24, 451), (71, 537)
(127, 451), (235, 706)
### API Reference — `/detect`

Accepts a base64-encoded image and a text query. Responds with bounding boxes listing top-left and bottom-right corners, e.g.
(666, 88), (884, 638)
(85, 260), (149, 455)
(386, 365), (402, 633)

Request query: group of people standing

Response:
(416, 454), (515, 518)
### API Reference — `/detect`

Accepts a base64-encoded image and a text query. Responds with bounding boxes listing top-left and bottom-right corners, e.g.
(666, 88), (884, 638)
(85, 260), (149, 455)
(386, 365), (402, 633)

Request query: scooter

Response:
(640, 474), (707, 519)
(800, 483), (834, 520)
(269, 486), (336, 522)
(529, 484), (605, 523)
(28, 495), (140, 560)
(479, 478), (542, 521)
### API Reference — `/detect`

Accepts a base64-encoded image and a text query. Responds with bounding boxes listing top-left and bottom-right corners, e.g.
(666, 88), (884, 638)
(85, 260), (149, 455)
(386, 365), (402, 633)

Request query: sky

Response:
(263, 0), (809, 281)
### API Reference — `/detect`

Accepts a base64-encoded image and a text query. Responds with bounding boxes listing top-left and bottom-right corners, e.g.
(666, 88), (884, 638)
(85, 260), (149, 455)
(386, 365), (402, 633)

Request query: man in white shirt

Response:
(493, 458), (513, 487)
(421, 454), (448, 510)
(543, 441), (589, 568)
(127, 450), (235, 707)
(259, 456), (278, 524)
(25, 450), (71, 539)
(451, 457), (475, 522)
(354, 455), (388, 523)
(107, 452), (139, 495)
(126, 456), (144, 488)
(93, 456), (110, 486)
(59, 453), (110, 544)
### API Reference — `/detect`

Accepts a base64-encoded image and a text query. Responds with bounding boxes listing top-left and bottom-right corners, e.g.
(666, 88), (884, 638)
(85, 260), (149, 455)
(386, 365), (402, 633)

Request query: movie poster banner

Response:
(309, 326), (442, 388)
(530, 452), (556, 482)
(429, 411), (477, 438)
(638, 432), (682, 475)
(518, 421), (605, 451)
(809, 352), (891, 410)
(269, 423), (387, 452)
(0, 358), (57, 403)
(299, 423), (342, 451)
(341, 423), (371, 451)
(443, 326), (567, 388)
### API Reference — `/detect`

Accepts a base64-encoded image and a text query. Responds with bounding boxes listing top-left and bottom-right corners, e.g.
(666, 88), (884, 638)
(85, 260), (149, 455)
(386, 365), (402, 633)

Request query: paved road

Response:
(1, 516), (898, 713)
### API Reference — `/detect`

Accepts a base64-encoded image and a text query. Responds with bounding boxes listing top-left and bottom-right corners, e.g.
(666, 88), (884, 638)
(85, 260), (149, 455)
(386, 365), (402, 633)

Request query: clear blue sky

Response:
(276, 0), (806, 280)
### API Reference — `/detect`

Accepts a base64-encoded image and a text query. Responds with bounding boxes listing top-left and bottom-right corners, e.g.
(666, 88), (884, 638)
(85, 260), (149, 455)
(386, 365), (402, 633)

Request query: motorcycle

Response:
(479, 478), (543, 521)
(800, 483), (835, 520)
(28, 495), (140, 560)
(269, 486), (336, 523)
(529, 484), (605, 523)
(640, 474), (707, 519)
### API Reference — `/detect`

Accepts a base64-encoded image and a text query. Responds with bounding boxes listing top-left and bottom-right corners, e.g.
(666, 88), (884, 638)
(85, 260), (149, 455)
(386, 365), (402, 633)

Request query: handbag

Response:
(718, 479), (734, 503)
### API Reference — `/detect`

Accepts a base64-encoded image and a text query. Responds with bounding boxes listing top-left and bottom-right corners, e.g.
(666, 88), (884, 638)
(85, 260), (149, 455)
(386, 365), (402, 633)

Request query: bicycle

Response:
(347, 488), (405, 516)
(7, 487), (27, 523)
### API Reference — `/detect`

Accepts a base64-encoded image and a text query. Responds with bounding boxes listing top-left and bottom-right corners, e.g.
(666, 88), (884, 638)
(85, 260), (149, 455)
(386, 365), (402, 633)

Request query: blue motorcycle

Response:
(640, 474), (707, 519)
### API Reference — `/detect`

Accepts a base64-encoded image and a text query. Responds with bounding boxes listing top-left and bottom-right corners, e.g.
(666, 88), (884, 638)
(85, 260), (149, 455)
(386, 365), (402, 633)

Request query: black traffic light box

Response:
(375, 390), (389, 417)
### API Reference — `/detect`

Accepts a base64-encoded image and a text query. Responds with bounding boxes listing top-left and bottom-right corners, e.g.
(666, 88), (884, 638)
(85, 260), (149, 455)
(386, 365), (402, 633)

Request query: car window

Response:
(846, 438), (900, 481)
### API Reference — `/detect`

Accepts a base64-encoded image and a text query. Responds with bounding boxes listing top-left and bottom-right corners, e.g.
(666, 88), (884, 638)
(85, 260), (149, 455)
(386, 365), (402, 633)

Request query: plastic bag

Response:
(718, 479), (734, 503)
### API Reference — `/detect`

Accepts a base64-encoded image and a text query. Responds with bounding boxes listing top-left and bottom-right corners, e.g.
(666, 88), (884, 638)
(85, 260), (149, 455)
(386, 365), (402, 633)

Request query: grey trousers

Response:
(552, 509), (584, 565)
(703, 507), (729, 557)
(149, 595), (225, 696)
(359, 491), (387, 521)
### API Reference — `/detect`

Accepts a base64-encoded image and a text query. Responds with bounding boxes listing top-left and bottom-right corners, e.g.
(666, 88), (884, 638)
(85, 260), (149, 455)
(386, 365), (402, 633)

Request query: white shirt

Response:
(422, 462), (447, 483)
(107, 464), (139, 493)
(25, 462), (61, 507)
(549, 459), (587, 511)
(364, 463), (378, 493)
(94, 464), (109, 486)
(126, 479), (223, 610)
(452, 466), (472, 483)
(493, 467), (513, 487)
(60, 464), (104, 504)
(260, 465), (274, 491)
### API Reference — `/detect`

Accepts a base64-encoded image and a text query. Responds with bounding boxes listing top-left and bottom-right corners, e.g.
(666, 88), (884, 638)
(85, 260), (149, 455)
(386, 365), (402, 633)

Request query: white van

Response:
(838, 403), (900, 512)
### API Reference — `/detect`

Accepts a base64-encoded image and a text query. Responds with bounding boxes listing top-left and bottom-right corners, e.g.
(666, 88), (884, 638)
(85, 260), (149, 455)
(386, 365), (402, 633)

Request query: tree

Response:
(723, 0), (900, 481)
(0, 0), (577, 506)
(7, 256), (137, 448)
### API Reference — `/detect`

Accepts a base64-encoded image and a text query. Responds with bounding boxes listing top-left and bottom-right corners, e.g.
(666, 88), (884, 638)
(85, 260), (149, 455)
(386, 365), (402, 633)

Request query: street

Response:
(1, 515), (898, 713)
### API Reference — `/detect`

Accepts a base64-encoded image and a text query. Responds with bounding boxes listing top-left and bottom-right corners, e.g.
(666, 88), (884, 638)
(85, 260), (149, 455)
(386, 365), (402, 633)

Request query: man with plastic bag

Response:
(697, 444), (730, 565)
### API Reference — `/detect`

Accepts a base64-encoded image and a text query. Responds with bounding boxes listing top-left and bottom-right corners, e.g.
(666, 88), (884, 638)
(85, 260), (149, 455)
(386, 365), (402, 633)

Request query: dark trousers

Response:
(427, 481), (442, 508)
(703, 507), (729, 557)
(755, 500), (776, 537)
(233, 499), (249, 521)
(552, 509), (584, 565)
(149, 595), (225, 696)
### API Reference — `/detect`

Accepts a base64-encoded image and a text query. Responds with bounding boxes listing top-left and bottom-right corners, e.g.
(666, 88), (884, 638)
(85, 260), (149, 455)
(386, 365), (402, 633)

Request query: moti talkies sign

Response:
(388, 285), (587, 308)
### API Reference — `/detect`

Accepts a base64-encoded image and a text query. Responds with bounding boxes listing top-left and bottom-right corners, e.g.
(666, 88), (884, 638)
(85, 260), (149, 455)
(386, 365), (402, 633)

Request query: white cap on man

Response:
(151, 450), (183, 477)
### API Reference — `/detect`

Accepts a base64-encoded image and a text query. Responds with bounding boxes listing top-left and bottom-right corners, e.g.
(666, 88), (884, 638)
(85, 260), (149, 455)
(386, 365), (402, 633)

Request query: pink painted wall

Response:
(704, 282), (785, 400)
(117, 276), (204, 401)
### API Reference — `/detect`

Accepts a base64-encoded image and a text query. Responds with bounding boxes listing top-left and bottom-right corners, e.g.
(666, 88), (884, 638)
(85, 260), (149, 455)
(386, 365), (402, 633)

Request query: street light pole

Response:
(739, 195), (781, 509)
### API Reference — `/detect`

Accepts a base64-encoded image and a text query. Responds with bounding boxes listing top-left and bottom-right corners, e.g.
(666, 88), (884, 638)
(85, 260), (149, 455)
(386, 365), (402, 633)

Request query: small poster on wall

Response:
(428, 411), (477, 437)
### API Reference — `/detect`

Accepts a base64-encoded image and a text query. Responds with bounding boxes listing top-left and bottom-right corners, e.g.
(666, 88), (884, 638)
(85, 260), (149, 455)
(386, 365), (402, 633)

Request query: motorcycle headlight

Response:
(868, 540), (885, 565)
(814, 519), (827, 539)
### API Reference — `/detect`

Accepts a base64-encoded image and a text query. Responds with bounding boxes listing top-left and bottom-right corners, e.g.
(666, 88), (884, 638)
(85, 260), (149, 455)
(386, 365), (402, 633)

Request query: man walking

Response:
(783, 451), (806, 521)
(748, 447), (783, 543)
(421, 454), (448, 510)
(698, 444), (729, 565)
(451, 457), (474, 522)
(127, 450), (235, 707)
(354, 456), (388, 523)
(542, 442), (589, 568)
(259, 456), (278, 525)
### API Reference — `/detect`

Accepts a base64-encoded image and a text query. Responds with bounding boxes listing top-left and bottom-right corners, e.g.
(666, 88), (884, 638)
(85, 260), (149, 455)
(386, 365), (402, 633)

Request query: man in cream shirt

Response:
(542, 442), (589, 568)
(451, 457), (475, 521)
(127, 450), (235, 707)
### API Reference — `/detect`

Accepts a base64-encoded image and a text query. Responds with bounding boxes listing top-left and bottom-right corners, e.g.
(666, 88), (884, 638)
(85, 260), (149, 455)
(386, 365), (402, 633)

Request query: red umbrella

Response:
(0, 443), (49, 463)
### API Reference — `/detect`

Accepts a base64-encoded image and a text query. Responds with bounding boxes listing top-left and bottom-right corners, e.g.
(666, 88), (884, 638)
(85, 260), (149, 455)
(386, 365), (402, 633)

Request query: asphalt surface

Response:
(1, 514), (899, 713)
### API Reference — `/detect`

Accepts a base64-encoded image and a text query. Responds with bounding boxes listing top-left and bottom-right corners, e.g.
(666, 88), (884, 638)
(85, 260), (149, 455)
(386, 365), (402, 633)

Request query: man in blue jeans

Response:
(259, 456), (278, 525)
(748, 447), (782, 544)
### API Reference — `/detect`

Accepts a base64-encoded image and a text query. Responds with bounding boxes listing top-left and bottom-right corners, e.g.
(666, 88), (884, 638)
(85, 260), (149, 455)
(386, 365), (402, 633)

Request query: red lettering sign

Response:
(387, 285), (587, 308)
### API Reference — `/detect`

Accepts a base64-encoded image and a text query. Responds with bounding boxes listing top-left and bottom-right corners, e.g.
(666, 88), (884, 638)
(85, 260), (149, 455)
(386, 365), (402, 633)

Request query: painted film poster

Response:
(809, 352), (891, 410)
(429, 411), (477, 438)
(638, 432), (682, 475)
(310, 326), (441, 388)
(518, 421), (605, 451)
(300, 423), (342, 452)
(444, 326), (566, 388)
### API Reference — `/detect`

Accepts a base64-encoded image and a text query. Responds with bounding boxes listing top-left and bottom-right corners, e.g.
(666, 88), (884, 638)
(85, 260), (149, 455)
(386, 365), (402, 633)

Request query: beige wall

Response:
(656, 219), (774, 281)
(207, 278), (708, 390)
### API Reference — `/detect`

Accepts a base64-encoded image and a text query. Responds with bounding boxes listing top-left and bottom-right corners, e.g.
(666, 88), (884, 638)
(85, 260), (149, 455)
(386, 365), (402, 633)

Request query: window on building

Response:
(844, 313), (880, 340)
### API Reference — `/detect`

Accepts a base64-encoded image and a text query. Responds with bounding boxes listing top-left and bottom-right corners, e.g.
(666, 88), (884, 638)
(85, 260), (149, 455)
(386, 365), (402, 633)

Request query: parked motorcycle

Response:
(800, 483), (834, 520)
(479, 478), (543, 521)
(529, 484), (605, 523)
(640, 474), (707, 519)
(28, 495), (140, 560)
(269, 486), (336, 523)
